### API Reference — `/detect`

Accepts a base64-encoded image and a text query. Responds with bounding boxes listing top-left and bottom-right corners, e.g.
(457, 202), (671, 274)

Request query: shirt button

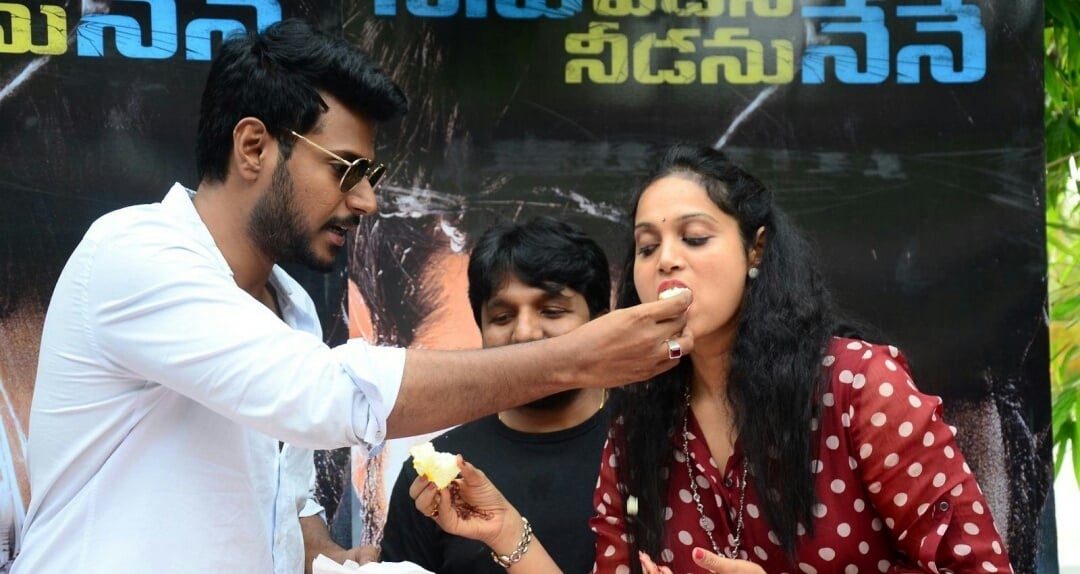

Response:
(375, 431), (384, 440)
(938, 501), (950, 512)
(723, 477), (734, 488)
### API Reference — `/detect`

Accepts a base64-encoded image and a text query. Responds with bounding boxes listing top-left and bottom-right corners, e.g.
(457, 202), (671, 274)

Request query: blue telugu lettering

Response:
(895, 0), (986, 83)
(76, 0), (178, 59)
(186, 0), (282, 60)
(801, 0), (986, 84)
(74, 0), (281, 60)
(801, 0), (890, 84)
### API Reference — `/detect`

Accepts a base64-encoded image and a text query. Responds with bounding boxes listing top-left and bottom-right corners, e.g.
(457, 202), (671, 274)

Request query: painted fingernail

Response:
(693, 548), (704, 561)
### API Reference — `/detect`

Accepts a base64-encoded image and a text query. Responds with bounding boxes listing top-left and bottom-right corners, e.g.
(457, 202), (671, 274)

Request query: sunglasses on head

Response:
(289, 130), (386, 193)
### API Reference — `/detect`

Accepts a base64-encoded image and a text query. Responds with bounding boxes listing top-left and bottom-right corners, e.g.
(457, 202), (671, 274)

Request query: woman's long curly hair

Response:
(611, 144), (851, 566)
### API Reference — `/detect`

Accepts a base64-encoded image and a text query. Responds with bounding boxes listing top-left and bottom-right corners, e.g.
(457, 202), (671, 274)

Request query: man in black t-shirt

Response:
(381, 217), (612, 574)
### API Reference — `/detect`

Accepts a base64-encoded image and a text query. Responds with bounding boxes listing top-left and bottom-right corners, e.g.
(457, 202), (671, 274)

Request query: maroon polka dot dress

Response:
(590, 338), (1013, 574)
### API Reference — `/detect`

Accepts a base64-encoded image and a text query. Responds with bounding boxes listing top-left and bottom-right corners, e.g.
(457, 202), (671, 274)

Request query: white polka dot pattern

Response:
(589, 338), (1012, 574)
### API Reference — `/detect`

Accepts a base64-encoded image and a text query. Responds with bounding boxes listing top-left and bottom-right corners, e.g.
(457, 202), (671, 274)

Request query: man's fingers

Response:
(560, 289), (693, 389)
(662, 332), (694, 362)
(639, 289), (693, 321)
(353, 545), (380, 564)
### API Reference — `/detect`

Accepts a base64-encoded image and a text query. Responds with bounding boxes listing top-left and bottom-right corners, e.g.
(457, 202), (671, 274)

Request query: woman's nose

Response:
(657, 241), (684, 274)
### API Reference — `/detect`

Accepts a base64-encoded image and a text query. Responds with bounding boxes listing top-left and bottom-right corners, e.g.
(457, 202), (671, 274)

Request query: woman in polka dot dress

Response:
(408, 144), (1012, 574)
(593, 144), (1011, 574)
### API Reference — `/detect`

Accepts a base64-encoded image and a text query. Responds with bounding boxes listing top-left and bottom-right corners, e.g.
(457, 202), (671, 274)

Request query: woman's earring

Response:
(748, 267), (760, 279)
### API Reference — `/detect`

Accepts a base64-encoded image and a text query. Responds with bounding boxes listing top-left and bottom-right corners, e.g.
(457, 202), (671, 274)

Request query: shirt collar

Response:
(161, 182), (234, 278)
(161, 183), (299, 313)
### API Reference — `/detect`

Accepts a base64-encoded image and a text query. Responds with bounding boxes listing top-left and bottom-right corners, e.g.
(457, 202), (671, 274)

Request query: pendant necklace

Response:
(682, 386), (748, 560)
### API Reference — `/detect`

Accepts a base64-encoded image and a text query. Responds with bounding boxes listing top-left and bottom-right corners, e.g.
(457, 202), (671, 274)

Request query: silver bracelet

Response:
(490, 516), (532, 568)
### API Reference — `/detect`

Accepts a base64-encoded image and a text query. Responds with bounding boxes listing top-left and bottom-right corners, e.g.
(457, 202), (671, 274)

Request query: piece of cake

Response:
(659, 286), (691, 300)
(410, 442), (460, 489)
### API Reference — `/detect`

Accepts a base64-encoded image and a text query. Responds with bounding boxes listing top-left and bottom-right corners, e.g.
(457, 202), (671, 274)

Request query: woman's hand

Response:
(639, 547), (766, 574)
(408, 455), (524, 552)
(687, 548), (767, 573)
(639, 551), (674, 574)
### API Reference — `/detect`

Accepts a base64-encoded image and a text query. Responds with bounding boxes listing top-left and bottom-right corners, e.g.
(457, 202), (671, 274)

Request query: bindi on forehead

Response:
(636, 212), (719, 229)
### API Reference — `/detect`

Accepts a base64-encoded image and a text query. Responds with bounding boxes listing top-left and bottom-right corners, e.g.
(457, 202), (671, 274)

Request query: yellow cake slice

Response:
(410, 442), (460, 489)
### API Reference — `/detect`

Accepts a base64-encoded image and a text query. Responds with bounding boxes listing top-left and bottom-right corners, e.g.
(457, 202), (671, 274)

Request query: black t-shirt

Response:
(381, 407), (610, 574)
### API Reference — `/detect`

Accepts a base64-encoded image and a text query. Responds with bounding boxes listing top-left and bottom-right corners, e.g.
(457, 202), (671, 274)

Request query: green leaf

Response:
(1057, 419), (1076, 476)
(1048, 221), (1080, 236)
(1052, 296), (1080, 321)
(1047, 0), (1080, 485)
(1058, 436), (1068, 477)
(1053, 391), (1077, 427)
(1074, 416), (1080, 481)
(1046, 0), (1077, 26)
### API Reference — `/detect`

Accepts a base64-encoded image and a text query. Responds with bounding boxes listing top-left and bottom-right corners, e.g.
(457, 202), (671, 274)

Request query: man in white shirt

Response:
(13, 18), (692, 574)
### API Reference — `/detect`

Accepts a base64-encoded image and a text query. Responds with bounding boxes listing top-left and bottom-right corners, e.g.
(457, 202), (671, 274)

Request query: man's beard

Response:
(248, 161), (335, 273)
(520, 389), (582, 411)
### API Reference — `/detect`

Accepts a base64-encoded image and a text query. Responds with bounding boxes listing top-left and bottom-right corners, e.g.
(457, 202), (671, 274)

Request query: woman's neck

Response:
(688, 351), (739, 470)
(688, 334), (739, 444)
(688, 330), (735, 400)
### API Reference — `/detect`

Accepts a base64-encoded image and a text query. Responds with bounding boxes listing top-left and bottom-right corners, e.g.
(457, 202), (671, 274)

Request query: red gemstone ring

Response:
(666, 339), (682, 360)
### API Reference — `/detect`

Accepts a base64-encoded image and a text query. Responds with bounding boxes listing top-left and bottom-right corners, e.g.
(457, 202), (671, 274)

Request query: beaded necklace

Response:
(681, 387), (748, 560)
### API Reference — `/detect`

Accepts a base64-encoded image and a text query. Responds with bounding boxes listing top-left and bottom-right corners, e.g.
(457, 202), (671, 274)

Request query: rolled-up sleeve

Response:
(333, 340), (405, 453)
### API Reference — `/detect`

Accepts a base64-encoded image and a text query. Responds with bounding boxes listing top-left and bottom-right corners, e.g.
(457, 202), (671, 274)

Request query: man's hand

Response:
(388, 290), (693, 438)
(550, 290), (693, 389)
(340, 545), (379, 565)
(301, 514), (378, 574)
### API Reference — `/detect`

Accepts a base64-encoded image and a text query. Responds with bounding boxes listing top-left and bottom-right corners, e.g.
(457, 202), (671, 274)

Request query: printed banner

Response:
(0, 1), (1054, 572)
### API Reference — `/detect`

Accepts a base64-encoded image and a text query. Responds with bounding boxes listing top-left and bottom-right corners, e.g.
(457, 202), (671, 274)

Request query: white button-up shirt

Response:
(13, 184), (405, 574)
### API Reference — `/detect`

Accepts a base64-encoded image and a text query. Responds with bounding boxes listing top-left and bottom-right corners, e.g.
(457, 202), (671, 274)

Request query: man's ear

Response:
(749, 226), (766, 267)
(232, 117), (274, 182)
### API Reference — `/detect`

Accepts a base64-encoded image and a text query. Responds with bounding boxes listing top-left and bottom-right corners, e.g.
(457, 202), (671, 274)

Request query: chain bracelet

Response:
(491, 516), (533, 568)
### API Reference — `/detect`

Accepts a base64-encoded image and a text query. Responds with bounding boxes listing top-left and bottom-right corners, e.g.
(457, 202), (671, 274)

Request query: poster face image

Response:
(0, 0), (1055, 571)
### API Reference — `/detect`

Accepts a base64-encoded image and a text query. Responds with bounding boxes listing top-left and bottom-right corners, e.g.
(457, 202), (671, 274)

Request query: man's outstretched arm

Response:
(386, 291), (692, 438)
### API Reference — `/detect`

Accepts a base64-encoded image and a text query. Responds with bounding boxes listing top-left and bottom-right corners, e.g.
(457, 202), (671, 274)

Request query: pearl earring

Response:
(748, 267), (760, 279)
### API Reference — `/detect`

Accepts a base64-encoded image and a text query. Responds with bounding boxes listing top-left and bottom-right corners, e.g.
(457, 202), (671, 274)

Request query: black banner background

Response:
(0, 1), (1055, 571)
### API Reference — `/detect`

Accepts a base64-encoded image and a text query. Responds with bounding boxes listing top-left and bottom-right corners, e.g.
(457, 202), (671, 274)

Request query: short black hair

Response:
(196, 18), (408, 183)
(467, 216), (611, 326)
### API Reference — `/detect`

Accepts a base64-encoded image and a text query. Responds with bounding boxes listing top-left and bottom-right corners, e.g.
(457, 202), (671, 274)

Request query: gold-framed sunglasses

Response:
(289, 130), (386, 193)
